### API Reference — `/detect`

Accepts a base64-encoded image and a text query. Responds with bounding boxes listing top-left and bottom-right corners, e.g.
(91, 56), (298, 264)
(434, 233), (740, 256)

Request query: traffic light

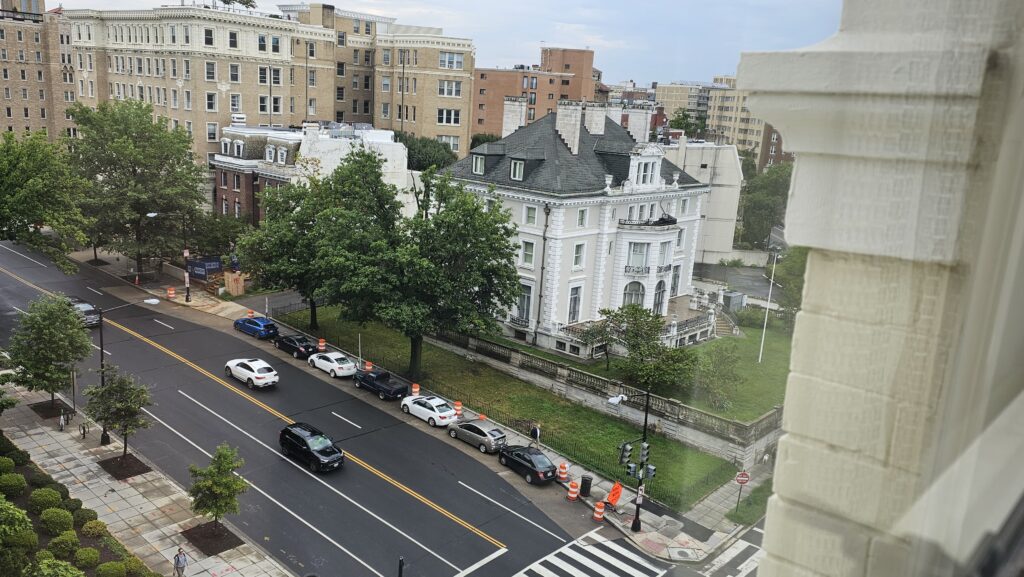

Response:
(626, 463), (637, 478)
(618, 442), (633, 465)
(646, 464), (657, 479)
(639, 442), (651, 463)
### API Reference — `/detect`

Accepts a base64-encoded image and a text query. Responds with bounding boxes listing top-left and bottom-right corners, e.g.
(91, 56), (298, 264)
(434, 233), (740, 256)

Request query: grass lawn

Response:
(280, 306), (736, 511)
(726, 478), (773, 526)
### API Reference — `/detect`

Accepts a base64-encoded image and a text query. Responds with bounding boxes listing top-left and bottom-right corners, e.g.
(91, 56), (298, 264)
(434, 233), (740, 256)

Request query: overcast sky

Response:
(57, 0), (843, 84)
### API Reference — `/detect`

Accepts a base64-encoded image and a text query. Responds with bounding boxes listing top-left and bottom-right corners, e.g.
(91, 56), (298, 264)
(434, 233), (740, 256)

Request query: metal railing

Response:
(624, 265), (650, 275)
(508, 315), (530, 328)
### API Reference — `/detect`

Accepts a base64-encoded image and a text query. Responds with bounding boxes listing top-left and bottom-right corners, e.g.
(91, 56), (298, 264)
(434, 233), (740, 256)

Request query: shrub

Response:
(734, 306), (771, 328)
(0, 434), (16, 454)
(36, 549), (55, 562)
(48, 530), (80, 560)
(122, 556), (146, 577)
(96, 561), (127, 577)
(46, 483), (70, 500)
(0, 472), (27, 498)
(73, 547), (100, 569)
(81, 520), (107, 538)
(72, 508), (97, 528)
(7, 449), (30, 466)
(0, 548), (31, 577)
(40, 507), (75, 535)
(4, 526), (39, 550)
(61, 498), (82, 512)
(101, 535), (128, 559)
(0, 456), (14, 474)
(27, 466), (55, 487)
(32, 557), (86, 577)
(29, 487), (63, 514)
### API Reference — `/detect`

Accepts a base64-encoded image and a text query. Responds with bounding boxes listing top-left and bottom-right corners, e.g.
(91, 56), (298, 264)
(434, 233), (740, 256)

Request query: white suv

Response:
(224, 358), (279, 389)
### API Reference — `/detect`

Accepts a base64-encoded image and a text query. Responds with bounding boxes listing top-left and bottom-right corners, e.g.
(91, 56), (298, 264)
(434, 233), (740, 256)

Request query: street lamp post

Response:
(97, 298), (159, 445)
(609, 390), (653, 532)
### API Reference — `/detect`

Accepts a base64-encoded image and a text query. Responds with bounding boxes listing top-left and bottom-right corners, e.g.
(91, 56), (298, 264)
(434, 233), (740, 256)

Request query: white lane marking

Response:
(331, 411), (363, 429)
(599, 538), (664, 573)
(154, 319), (175, 330)
(86, 287), (103, 295)
(452, 548), (507, 577)
(0, 244), (48, 267)
(512, 528), (603, 577)
(91, 344), (112, 356)
(458, 481), (566, 543)
(177, 390), (464, 572)
(142, 408), (385, 577)
(751, 526), (764, 534)
(734, 548), (766, 577)
(704, 541), (751, 575)
(13, 306), (26, 314)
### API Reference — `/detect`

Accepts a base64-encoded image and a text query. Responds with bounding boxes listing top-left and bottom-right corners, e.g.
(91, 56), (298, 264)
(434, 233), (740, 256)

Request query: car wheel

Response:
(308, 460), (319, 473)
(330, 370), (337, 378)
(293, 351), (300, 359)
(499, 455), (507, 466)
(246, 379), (254, 389)
(378, 391), (386, 401)
(402, 405), (410, 414)
(448, 429), (458, 439)
(308, 358), (315, 367)
(354, 379), (360, 388)
(428, 418), (436, 427)
(479, 444), (488, 453)
(525, 473), (534, 485)
(275, 341), (280, 349)
(224, 366), (232, 377)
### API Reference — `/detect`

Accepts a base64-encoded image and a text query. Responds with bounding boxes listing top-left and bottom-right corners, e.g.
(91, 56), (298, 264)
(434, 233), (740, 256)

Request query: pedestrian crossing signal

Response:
(646, 464), (656, 479)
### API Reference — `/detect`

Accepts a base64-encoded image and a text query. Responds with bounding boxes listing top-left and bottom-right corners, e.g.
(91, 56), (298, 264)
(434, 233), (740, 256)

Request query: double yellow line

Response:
(0, 264), (505, 550)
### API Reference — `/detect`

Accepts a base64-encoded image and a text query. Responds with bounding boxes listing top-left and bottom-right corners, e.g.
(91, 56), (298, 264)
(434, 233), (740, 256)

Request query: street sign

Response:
(183, 249), (190, 259)
(637, 485), (645, 497)
(736, 471), (751, 485)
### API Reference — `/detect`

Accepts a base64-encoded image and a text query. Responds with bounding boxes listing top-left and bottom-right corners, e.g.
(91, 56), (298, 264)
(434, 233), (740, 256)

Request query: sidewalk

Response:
(0, 388), (291, 577)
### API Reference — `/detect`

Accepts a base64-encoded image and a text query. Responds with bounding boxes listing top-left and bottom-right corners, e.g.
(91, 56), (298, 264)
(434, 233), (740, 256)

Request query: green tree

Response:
(188, 444), (248, 530)
(668, 108), (706, 137)
(772, 246), (809, 328)
(83, 370), (151, 459)
(187, 211), (251, 260)
(738, 148), (757, 180)
(739, 163), (792, 248)
(217, 0), (257, 7)
(0, 131), (87, 272)
(315, 157), (520, 379)
(697, 340), (742, 409)
(576, 321), (615, 370)
(600, 304), (699, 396)
(67, 100), (204, 279)
(237, 182), (324, 328)
(470, 133), (500, 150)
(8, 295), (92, 407)
(394, 131), (457, 171)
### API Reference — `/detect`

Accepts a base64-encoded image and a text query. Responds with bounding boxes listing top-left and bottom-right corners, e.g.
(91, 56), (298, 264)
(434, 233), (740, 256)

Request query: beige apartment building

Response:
(654, 81), (711, 122)
(473, 47), (596, 138)
(707, 74), (793, 171)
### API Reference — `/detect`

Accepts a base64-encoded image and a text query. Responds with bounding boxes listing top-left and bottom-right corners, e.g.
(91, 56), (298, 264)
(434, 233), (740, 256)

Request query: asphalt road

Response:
(0, 241), (669, 577)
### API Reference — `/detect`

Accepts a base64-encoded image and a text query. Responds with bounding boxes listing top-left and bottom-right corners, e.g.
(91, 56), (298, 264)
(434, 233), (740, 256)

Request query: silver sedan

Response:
(447, 418), (507, 453)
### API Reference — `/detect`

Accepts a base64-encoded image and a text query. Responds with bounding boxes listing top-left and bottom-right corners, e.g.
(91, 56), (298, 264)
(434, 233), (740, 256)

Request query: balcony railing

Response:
(624, 265), (650, 275)
(618, 216), (678, 227)
(508, 315), (530, 328)
(656, 265), (673, 274)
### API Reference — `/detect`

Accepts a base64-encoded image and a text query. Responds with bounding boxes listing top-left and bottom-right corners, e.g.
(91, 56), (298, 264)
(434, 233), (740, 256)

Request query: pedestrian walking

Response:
(529, 421), (541, 448)
(172, 547), (189, 577)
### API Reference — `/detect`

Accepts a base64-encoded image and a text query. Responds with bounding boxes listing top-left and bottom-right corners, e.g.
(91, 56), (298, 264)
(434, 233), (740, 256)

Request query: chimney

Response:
(625, 104), (653, 143)
(502, 96), (527, 138)
(556, 100), (583, 155)
(605, 104), (624, 126)
(584, 102), (607, 135)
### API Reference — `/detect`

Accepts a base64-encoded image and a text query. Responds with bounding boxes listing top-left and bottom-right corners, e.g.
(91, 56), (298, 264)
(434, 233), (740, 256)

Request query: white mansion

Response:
(448, 99), (714, 355)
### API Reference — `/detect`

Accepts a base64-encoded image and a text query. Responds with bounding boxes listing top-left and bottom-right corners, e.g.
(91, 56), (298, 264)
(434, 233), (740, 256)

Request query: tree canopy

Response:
(84, 369), (151, 458)
(470, 133), (500, 150)
(188, 444), (248, 527)
(394, 131), (458, 171)
(600, 304), (700, 397)
(738, 163), (792, 249)
(0, 131), (86, 272)
(7, 294), (92, 406)
(772, 246), (809, 327)
(668, 108), (706, 138)
(67, 100), (204, 277)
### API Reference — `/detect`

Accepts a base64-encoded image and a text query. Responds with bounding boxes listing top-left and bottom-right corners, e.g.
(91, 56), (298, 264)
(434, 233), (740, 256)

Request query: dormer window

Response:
(233, 140), (243, 157)
(265, 145), (275, 161)
(277, 148), (287, 164)
(637, 160), (658, 185)
(510, 160), (524, 181)
(220, 138), (230, 155)
(472, 155), (484, 175)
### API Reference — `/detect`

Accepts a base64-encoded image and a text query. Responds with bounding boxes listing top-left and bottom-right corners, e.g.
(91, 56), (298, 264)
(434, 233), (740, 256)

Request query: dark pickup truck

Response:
(353, 369), (408, 401)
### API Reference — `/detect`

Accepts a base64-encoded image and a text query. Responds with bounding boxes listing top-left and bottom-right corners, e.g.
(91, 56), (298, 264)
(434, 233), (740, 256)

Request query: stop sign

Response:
(735, 471), (751, 485)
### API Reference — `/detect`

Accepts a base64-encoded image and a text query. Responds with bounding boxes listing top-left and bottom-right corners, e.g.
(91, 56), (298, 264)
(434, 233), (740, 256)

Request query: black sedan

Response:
(498, 445), (557, 485)
(279, 423), (344, 473)
(274, 334), (318, 359)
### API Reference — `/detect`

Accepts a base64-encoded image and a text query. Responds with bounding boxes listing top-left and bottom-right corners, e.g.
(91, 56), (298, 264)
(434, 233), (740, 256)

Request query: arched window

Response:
(265, 145), (275, 161)
(653, 281), (666, 315)
(277, 148), (287, 164)
(233, 140), (243, 157)
(623, 281), (645, 306)
(220, 138), (230, 155)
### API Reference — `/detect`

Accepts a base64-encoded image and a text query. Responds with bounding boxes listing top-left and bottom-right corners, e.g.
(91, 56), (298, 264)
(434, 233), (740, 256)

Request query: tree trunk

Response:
(92, 243), (98, 262)
(50, 391), (55, 408)
(409, 335), (423, 381)
(309, 298), (319, 331)
(605, 349), (611, 371)
(122, 432), (128, 458)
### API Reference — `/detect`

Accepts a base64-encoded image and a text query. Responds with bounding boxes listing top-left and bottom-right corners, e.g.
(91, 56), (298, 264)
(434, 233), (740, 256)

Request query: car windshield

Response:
(329, 354), (348, 364)
(308, 435), (333, 451)
(264, 323), (277, 331)
(434, 402), (453, 413)
(531, 452), (553, 468)
(73, 303), (95, 314)
(257, 367), (274, 374)
(293, 337), (310, 345)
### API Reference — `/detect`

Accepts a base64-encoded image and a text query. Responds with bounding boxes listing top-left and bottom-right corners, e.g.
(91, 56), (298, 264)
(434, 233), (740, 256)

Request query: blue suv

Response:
(233, 317), (279, 339)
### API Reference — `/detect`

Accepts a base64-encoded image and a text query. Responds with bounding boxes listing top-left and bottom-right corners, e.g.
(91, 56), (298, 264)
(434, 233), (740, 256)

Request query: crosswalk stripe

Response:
(515, 538), (665, 577)
(557, 550), (610, 576)
(577, 543), (659, 576)
(524, 564), (562, 577)
(598, 539), (662, 571)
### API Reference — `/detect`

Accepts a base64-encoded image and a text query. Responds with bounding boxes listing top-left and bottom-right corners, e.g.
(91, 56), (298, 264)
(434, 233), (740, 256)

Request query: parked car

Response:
(308, 352), (358, 378)
(498, 445), (557, 484)
(274, 334), (317, 359)
(224, 358), (279, 389)
(233, 316), (279, 339)
(279, 423), (344, 473)
(400, 395), (457, 427)
(354, 369), (408, 400)
(447, 418), (507, 453)
(67, 296), (101, 328)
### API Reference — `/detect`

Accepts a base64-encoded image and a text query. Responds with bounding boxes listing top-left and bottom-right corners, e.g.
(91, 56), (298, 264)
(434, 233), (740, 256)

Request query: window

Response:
(382, 102), (390, 119)
(472, 155), (484, 175)
(205, 92), (217, 111)
(623, 281), (645, 306)
(234, 199), (240, 218)
(220, 168), (228, 185)
(381, 76), (390, 92)
(671, 265), (680, 296)
(438, 80), (462, 97)
(258, 34), (267, 51)
(517, 284), (532, 321)
(307, 98), (316, 116)
(184, 90), (192, 110)
(271, 36), (280, 53)
(205, 61), (216, 81)
(437, 135), (459, 152)
(363, 75), (371, 90)
(228, 31), (238, 49)
(307, 42), (316, 58)
(203, 28), (213, 46)
(232, 173), (241, 190)
(528, 108), (536, 121)
(577, 208), (588, 227)
(171, 59), (177, 77)
(659, 241), (672, 266)
(258, 67), (268, 85)
(678, 198), (689, 215)
(524, 205), (537, 225)
(336, 86), (345, 101)
(353, 19), (360, 33)
(307, 69), (316, 87)
(352, 99), (358, 113)
(362, 100), (370, 114)
(528, 92), (537, 105)
(277, 148), (287, 164)
(521, 241), (535, 267)
(439, 52), (464, 69)
(171, 89), (178, 108)
(653, 281), (666, 314)
(170, 25), (176, 43)
(230, 93), (240, 113)
(206, 122), (217, 142)
(637, 160), (656, 184)
(568, 286), (581, 324)
(184, 59), (190, 79)
(382, 49), (391, 65)
(229, 64), (240, 82)
(336, 61), (345, 76)
(353, 49), (359, 64)
(272, 68), (281, 85)
(365, 21), (371, 34)
(437, 108), (460, 125)
(336, 32), (346, 47)
(628, 242), (649, 267)
(530, 76), (538, 89)
(222, 197), (228, 215)
(257, 96), (268, 113)
(511, 160), (525, 181)
(573, 243), (585, 268)
(264, 146), (276, 161)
